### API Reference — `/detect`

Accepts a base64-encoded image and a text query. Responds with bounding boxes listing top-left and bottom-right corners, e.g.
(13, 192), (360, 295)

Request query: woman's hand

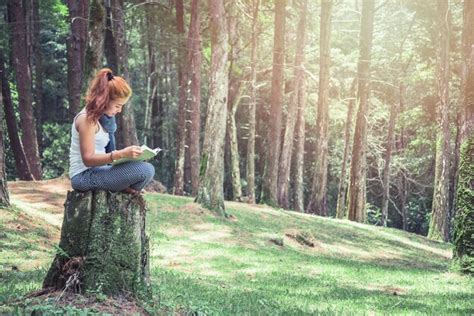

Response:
(119, 146), (143, 159)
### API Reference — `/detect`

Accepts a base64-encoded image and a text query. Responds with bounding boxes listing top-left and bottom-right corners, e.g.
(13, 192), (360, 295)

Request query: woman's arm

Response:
(76, 115), (142, 166)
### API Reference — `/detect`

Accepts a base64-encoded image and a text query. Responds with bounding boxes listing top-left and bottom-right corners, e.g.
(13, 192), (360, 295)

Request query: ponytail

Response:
(84, 68), (132, 122)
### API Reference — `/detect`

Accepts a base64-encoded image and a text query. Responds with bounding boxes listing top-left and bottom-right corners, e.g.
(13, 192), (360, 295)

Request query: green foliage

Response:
(41, 123), (70, 179)
(366, 202), (382, 225)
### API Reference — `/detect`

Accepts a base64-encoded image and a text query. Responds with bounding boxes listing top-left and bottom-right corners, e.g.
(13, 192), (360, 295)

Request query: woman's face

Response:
(104, 97), (129, 116)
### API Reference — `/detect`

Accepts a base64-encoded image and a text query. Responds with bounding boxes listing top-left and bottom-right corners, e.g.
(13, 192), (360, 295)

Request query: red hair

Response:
(84, 68), (132, 122)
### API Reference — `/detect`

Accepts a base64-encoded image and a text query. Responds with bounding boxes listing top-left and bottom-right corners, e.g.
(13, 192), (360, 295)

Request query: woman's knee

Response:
(143, 162), (155, 180)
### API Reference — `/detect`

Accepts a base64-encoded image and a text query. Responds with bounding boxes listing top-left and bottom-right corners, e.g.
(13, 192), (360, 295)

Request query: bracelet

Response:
(110, 151), (114, 163)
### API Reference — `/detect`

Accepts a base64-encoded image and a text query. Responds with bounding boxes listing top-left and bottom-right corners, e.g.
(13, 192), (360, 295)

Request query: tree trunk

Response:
(380, 86), (401, 226)
(246, 0), (259, 204)
(112, 0), (138, 148)
(196, 0), (228, 216)
(428, 0), (451, 242)
(306, 0), (332, 215)
(347, 0), (375, 223)
(188, 0), (202, 196)
(103, 0), (138, 148)
(294, 74), (308, 213)
(0, 51), (33, 180)
(8, 0), (42, 180)
(32, 0), (45, 150)
(144, 4), (159, 146)
(173, 0), (187, 195)
(453, 0), (474, 274)
(84, 0), (106, 83)
(262, 0), (286, 207)
(277, 0), (307, 210)
(335, 79), (356, 219)
(0, 85), (9, 207)
(43, 191), (150, 296)
(226, 5), (243, 202)
(66, 0), (88, 119)
(227, 79), (244, 201)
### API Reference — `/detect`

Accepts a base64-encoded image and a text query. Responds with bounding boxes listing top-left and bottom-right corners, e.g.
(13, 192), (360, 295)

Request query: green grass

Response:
(1, 192), (473, 315)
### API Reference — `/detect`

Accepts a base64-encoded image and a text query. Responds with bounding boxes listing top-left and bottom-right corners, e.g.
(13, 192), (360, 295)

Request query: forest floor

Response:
(0, 177), (473, 314)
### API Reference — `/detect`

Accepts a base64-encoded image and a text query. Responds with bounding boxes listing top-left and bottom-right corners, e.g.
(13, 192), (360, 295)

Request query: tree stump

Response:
(42, 191), (151, 297)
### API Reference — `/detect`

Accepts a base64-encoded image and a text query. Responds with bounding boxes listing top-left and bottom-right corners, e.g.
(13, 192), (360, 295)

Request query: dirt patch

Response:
(9, 176), (71, 215)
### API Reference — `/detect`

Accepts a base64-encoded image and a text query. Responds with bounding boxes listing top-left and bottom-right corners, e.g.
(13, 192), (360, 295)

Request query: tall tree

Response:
(196, 0), (228, 216)
(347, 0), (375, 222)
(306, 0), (332, 215)
(335, 79), (356, 219)
(277, 0), (308, 209)
(428, 0), (451, 242)
(246, 0), (259, 204)
(8, 0), (42, 180)
(452, 0), (473, 273)
(31, 0), (45, 148)
(65, 0), (88, 118)
(0, 85), (9, 207)
(294, 72), (308, 213)
(226, 2), (243, 201)
(104, 0), (138, 148)
(143, 4), (159, 147)
(262, 0), (286, 206)
(188, 0), (202, 196)
(173, 0), (187, 195)
(0, 51), (33, 180)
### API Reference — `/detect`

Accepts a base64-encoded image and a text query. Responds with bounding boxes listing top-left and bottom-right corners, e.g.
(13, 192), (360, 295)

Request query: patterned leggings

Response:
(71, 161), (155, 192)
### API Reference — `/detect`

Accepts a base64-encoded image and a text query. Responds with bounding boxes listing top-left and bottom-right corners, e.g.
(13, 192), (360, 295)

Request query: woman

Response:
(69, 68), (155, 194)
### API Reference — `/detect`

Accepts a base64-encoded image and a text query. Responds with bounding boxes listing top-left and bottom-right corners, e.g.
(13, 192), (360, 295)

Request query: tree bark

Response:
(188, 0), (202, 196)
(173, 0), (187, 195)
(262, 0), (286, 207)
(66, 0), (88, 119)
(428, 0), (451, 242)
(306, 0), (332, 215)
(335, 79), (356, 219)
(0, 83), (9, 207)
(0, 51), (33, 180)
(453, 0), (474, 274)
(43, 191), (150, 296)
(7, 0), (42, 180)
(196, 0), (228, 216)
(347, 0), (375, 223)
(246, 0), (259, 204)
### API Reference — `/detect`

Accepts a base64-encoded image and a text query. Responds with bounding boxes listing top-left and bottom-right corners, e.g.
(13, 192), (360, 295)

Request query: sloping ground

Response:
(1, 177), (473, 314)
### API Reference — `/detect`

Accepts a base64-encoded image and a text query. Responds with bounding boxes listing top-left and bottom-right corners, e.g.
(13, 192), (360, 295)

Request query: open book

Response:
(112, 145), (162, 166)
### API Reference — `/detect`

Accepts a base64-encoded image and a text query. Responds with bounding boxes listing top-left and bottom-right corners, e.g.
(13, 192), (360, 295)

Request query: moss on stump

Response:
(43, 191), (151, 297)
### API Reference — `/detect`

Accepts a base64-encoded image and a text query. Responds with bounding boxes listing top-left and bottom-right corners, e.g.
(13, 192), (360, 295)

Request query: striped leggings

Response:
(71, 161), (155, 192)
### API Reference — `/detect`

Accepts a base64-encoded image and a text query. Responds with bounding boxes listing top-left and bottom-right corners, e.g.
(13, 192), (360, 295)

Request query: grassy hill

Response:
(1, 179), (473, 314)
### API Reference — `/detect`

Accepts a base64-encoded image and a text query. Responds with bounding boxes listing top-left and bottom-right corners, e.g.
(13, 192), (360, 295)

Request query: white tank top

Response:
(69, 110), (110, 178)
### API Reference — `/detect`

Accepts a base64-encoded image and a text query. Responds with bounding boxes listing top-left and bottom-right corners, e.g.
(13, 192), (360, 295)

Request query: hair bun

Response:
(106, 72), (114, 81)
